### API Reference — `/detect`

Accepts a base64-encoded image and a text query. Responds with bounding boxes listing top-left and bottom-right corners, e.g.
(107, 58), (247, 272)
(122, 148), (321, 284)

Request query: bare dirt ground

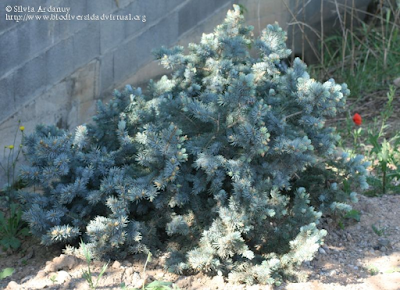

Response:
(0, 193), (399, 290)
(282, 194), (400, 290)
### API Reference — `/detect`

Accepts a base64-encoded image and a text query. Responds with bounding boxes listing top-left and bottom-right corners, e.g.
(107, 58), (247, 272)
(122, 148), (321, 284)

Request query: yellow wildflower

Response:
(8, 145), (14, 150)
(19, 126), (25, 131)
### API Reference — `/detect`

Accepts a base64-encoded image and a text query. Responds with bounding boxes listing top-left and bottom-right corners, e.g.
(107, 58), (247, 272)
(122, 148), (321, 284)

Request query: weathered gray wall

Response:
(0, 0), (369, 185)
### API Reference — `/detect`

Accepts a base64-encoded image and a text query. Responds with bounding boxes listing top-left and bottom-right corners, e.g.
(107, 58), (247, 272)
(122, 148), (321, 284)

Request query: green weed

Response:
(309, 2), (400, 98)
(0, 203), (30, 250)
(50, 274), (58, 284)
(347, 87), (400, 195)
(80, 240), (109, 290)
(0, 121), (26, 204)
(0, 267), (14, 280)
(385, 267), (400, 273)
(120, 252), (180, 290)
(371, 224), (385, 236)
(367, 265), (379, 275)
(288, 1), (400, 196)
(338, 209), (361, 229)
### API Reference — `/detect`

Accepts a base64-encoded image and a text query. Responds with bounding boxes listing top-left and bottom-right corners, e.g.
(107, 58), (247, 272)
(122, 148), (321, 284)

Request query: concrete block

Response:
(113, 37), (140, 84)
(14, 54), (48, 106)
(100, 17), (126, 54)
(0, 24), (31, 77)
(54, 18), (86, 44)
(117, 0), (138, 10)
(29, 60), (99, 131)
(0, 74), (16, 121)
(122, 1), (148, 38)
(70, 60), (99, 104)
(68, 60), (100, 128)
(142, 0), (183, 24)
(240, 0), (288, 35)
(123, 58), (170, 90)
(0, 0), (51, 33)
(0, 2), (19, 35)
(121, 0), (182, 39)
(72, 22), (100, 70)
(87, 0), (113, 15)
(61, 0), (88, 16)
(113, 11), (179, 84)
(7, 0), (50, 8)
(41, 60), (99, 130)
(100, 51), (114, 92)
(33, 81), (70, 124)
(29, 18), (58, 50)
(67, 99), (96, 129)
(178, 0), (230, 36)
(0, 64), (70, 184)
(0, 3), (83, 78)
(0, 31), (14, 78)
(137, 11), (179, 53)
(56, 0), (88, 36)
(165, 0), (188, 13)
(176, 2), (231, 47)
(46, 37), (75, 86)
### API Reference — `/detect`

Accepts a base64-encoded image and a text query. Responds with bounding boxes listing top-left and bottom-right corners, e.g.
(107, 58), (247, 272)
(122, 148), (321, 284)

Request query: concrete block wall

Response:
(0, 0), (369, 185)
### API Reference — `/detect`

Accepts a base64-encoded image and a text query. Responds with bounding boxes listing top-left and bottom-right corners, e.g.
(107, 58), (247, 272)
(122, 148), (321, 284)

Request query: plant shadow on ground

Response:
(2, 194), (400, 289)
(277, 194), (400, 290)
(0, 242), (209, 290)
(0, 235), (63, 287)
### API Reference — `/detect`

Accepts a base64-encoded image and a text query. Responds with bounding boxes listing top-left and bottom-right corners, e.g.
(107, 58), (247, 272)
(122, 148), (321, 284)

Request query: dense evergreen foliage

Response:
(19, 5), (368, 285)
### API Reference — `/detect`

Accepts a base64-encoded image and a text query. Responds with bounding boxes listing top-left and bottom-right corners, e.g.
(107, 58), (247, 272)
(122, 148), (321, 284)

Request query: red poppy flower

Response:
(352, 113), (362, 125)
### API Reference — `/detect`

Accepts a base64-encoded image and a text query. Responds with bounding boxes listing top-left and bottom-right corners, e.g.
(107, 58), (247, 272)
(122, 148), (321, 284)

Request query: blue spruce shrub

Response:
(19, 5), (369, 285)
